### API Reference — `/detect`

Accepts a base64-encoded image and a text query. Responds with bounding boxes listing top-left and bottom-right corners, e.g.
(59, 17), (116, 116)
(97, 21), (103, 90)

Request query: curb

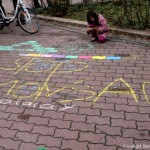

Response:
(38, 15), (150, 38)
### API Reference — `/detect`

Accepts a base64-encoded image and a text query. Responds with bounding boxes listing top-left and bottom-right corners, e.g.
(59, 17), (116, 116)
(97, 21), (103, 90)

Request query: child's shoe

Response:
(91, 37), (97, 42)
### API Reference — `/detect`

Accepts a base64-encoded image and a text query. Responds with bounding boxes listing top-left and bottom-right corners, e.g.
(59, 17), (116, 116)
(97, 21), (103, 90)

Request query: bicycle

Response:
(0, 0), (40, 34)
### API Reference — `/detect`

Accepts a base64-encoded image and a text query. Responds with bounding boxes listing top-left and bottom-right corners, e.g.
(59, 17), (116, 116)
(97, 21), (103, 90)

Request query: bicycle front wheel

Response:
(18, 9), (39, 34)
(0, 6), (5, 31)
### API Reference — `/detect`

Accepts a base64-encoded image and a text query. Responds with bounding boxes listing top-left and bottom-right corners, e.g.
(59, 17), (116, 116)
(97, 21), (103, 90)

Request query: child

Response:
(87, 10), (108, 43)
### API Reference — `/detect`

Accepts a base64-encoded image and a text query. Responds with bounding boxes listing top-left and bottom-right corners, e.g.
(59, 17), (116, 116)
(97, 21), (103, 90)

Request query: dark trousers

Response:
(12, 0), (40, 10)
(12, 0), (17, 10)
(33, 0), (40, 7)
(0, 0), (2, 6)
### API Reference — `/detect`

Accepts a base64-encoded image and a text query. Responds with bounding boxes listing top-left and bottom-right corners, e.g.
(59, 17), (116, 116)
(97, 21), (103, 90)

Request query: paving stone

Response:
(106, 136), (134, 147)
(49, 119), (71, 129)
(115, 104), (138, 112)
(24, 108), (44, 117)
(101, 110), (125, 119)
(61, 139), (88, 150)
(88, 143), (117, 150)
(5, 106), (25, 114)
(54, 128), (79, 140)
(79, 132), (105, 144)
(32, 125), (55, 136)
(71, 122), (95, 132)
(79, 108), (100, 116)
(19, 142), (45, 150)
(28, 116), (49, 125)
(0, 119), (13, 128)
(0, 137), (21, 150)
(96, 125), (122, 136)
(64, 113), (86, 122)
(134, 139), (150, 147)
(125, 113), (150, 121)
(37, 135), (62, 147)
(16, 131), (39, 143)
(0, 111), (10, 119)
(123, 129), (150, 140)
(0, 128), (17, 138)
(11, 122), (34, 132)
(43, 110), (64, 119)
(111, 118), (136, 128)
(87, 116), (110, 125)
(137, 121), (150, 130)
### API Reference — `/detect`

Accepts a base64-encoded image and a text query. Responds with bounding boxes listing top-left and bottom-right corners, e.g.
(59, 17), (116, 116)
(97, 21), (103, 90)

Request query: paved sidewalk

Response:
(0, 18), (150, 150)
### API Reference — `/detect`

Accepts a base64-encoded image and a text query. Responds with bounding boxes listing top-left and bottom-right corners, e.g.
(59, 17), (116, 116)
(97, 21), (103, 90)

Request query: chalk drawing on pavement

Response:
(0, 41), (58, 53)
(37, 148), (47, 150)
(0, 56), (149, 107)
(19, 53), (139, 60)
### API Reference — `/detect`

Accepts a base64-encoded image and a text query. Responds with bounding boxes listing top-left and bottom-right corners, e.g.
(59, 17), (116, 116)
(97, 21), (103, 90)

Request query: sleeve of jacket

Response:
(97, 16), (108, 33)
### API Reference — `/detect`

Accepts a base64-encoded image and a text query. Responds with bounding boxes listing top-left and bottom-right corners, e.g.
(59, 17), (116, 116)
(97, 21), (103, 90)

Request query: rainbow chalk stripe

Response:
(19, 54), (122, 60)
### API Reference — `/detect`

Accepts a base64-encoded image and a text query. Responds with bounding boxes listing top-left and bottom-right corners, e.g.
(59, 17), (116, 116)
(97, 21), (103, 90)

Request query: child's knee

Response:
(98, 36), (106, 43)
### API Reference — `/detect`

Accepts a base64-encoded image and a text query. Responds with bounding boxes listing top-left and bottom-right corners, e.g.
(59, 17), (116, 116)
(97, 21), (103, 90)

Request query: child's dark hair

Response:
(87, 10), (99, 26)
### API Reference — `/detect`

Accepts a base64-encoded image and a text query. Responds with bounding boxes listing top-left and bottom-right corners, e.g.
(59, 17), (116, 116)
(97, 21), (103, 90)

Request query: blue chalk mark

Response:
(107, 56), (122, 60)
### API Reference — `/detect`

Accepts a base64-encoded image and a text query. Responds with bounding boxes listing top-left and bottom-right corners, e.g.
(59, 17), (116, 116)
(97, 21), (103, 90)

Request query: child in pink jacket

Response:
(87, 10), (108, 43)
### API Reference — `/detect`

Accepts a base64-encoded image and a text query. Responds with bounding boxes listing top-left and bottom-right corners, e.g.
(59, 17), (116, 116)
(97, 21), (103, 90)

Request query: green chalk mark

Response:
(37, 147), (47, 150)
(0, 41), (58, 53)
(65, 55), (78, 58)
(12, 44), (22, 47)
(27, 41), (38, 43)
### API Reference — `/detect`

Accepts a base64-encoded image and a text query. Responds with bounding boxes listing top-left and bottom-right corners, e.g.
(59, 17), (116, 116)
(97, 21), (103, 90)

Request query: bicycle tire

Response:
(18, 9), (39, 34)
(0, 5), (5, 31)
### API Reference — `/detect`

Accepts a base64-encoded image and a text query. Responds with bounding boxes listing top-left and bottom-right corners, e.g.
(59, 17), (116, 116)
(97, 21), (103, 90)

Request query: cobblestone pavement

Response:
(0, 19), (150, 150)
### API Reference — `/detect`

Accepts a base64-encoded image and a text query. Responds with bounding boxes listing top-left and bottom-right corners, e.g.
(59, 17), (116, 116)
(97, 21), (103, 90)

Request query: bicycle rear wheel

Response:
(18, 9), (39, 34)
(0, 6), (5, 30)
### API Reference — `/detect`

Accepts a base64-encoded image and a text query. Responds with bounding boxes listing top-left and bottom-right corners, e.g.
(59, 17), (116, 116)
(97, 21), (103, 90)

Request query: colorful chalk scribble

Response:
(0, 41), (58, 53)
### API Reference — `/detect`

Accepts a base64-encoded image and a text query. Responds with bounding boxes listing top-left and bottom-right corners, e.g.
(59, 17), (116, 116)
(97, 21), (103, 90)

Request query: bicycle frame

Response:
(0, 0), (31, 23)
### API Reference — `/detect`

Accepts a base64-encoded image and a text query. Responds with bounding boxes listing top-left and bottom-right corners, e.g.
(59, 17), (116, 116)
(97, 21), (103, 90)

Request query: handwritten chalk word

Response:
(0, 99), (76, 111)
(92, 78), (138, 105)
(0, 57), (149, 105)
(142, 82), (150, 104)
(59, 104), (76, 110)
(0, 59), (89, 103)
(60, 77), (150, 107)
(0, 99), (53, 110)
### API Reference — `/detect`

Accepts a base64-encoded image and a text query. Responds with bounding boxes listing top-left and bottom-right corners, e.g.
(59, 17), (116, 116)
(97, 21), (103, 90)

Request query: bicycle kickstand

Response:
(6, 26), (13, 32)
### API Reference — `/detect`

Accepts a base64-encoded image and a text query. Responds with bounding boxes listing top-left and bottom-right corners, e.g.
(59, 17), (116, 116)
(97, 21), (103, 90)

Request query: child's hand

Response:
(86, 27), (91, 32)
(91, 27), (97, 30)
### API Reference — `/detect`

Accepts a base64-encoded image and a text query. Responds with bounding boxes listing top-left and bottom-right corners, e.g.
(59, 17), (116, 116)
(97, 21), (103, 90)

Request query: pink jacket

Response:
(88, 14), (108, 39)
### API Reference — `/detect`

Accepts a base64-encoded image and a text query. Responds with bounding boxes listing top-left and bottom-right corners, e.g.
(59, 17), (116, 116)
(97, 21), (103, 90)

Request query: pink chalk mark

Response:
(79, 56), (92, 59)
(41, 54), (53, 58)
